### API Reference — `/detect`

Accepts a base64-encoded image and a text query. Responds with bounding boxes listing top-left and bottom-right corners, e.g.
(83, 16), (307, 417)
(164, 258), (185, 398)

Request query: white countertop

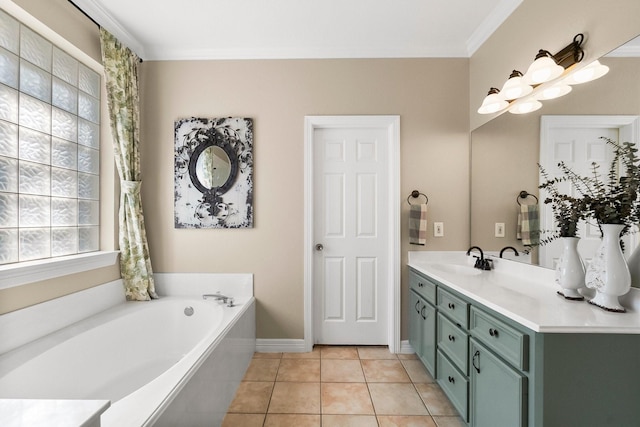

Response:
(408, 251), (640, 334)
(0, 399), (110, 427)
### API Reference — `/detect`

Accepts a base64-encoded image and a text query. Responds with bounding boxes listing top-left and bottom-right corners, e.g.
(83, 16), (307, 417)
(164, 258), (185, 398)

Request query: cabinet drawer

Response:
(437, 287), (469, 329)
(470, 306), (528, 371)
(409, 269), (437, 305)
(437, 313), (469, 374)
(437, 349), (468, 421)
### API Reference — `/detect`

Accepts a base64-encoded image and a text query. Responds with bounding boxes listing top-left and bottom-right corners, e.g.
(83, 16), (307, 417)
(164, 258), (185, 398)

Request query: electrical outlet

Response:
(434, 222), (444, 237)
(495, 222), (505, 238)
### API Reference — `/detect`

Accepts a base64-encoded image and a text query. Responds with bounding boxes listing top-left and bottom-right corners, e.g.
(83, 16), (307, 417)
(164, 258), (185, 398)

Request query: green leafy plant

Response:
(539, 137), (640, 243)
(539, 164), (589, 241)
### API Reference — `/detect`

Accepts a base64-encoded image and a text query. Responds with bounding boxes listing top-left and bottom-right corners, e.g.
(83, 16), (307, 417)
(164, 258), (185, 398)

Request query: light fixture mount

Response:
(551, 33), (585, 68)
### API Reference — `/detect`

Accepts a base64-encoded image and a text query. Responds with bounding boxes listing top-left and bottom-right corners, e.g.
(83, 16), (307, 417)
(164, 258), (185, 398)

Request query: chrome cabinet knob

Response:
(315, 243), (324, 251)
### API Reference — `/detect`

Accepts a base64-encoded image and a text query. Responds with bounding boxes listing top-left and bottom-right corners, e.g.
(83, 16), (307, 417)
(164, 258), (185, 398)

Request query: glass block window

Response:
(0, 9), (100, 265)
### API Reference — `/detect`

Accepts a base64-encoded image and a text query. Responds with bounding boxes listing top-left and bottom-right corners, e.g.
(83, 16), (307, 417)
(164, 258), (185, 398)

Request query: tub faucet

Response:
(466, 246), (492, 270)
(499, 246), (519, 258)
(203, 293), (235, 307)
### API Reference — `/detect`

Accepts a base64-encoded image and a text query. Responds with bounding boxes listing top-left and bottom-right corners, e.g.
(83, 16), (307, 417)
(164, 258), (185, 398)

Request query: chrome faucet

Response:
(203, 292), (235, 307)
(466, 246), (492, 270)
(499, 246), (519, 258)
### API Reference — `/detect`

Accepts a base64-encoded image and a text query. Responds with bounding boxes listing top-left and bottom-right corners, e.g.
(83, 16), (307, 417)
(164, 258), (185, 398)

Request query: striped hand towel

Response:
(409, 204), (428, 245)
(517, 204), (540, 246)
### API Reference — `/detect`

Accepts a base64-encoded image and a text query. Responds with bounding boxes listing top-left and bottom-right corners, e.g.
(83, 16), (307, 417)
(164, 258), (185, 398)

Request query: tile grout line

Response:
(262, 352), (282, 426)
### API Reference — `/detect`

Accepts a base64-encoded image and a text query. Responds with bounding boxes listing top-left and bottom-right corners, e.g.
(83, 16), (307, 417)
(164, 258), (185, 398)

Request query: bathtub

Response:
(0, 273), (255, 427)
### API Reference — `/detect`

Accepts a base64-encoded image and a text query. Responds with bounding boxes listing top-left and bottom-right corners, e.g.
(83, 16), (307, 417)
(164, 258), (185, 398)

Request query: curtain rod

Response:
(65, 0), (144, 62)
(68, 0), (100, 28)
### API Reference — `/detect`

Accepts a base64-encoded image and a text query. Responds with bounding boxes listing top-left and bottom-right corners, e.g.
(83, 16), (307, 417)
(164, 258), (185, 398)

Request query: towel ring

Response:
(517, 190), (539, 205)
(407, 190), (429, 206)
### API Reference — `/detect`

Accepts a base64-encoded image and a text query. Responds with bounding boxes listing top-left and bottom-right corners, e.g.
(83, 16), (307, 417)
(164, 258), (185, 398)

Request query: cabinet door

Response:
(409, 290), (422, 358)
(419, 298), (436, 375)
(470, 338), (527, 427)
(409, 290), (436, 376)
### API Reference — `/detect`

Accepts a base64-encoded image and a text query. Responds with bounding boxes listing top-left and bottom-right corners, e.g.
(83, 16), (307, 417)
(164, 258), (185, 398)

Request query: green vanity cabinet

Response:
(468, 305), (529, 426)
(469, 338), (527, 427)
(409, 270), (437, 375)
(436, 310), (469, 421)
(408, 265), (640, 427)
(409, 289), (436, 374)
(409, 267), (528, 426)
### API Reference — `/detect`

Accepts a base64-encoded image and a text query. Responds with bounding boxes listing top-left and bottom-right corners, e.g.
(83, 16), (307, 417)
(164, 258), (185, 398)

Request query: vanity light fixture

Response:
(522, 50), (565, 85)
(561, 59), (609, 85)
(508, 98), (542, 114)
(535, 82), (572, 100)
(477, 87), (509, 114)
(500, 70), (533, 100)
(478, 33), (594, 115)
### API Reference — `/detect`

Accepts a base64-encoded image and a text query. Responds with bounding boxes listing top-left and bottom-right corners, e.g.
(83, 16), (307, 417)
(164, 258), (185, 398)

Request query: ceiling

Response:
(71, 0), (523, 61)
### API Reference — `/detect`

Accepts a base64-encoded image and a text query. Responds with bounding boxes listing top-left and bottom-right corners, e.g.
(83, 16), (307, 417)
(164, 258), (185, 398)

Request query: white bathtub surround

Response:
(0, 399), (110, 427)
(0, 273), (255, 427)
(153, 273), (253, 305)
(0, 279), (125, 355)
(408, 251), (640, 333)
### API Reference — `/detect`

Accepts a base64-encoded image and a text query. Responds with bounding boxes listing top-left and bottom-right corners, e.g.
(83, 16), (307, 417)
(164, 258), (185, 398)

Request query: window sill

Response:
(0, 252), (120, 290)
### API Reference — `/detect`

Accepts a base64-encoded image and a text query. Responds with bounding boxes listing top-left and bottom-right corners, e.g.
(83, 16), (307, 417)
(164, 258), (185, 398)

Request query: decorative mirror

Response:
(174, 117), (253, 228)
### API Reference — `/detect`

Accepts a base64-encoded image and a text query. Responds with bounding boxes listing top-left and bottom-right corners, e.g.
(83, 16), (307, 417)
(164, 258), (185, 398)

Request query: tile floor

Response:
(222, 346), (465, 427)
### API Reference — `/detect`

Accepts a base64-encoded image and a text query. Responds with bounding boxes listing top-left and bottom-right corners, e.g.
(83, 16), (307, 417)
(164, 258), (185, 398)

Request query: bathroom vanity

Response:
(408, 251), (640, 427)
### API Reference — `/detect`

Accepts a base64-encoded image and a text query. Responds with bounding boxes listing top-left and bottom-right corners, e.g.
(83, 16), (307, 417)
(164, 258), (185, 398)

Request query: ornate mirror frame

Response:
(174, 117), (254, 228)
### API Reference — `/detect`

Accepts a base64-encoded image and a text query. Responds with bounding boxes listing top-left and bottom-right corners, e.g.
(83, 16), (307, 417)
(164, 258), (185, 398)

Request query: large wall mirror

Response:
(470, 34), (640, 268)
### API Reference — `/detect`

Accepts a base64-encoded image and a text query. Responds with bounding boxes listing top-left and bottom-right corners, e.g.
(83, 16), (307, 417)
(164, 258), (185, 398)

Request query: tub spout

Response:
(203, 293), (235, 307)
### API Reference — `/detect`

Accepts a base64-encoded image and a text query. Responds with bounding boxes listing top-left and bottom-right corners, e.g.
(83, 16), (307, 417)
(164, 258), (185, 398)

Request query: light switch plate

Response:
(434, 222), (444, 237)
(495, 222), (505, 238)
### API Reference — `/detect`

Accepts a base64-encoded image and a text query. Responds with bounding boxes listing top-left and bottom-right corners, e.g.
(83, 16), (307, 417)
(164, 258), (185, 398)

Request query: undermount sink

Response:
(428, 263), (482, 276)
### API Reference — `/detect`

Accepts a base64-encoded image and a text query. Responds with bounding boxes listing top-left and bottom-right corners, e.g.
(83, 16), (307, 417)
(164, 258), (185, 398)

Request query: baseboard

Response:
(256, 339), (307, 353)
(256, 339), (417, 354)
(399, 340), (416, 354)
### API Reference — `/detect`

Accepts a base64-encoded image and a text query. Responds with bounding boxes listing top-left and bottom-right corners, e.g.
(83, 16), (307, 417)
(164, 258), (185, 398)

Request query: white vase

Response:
(555, 237), (585, 300)
(627, 240), (640, 289)
(585, 224), (631, 312)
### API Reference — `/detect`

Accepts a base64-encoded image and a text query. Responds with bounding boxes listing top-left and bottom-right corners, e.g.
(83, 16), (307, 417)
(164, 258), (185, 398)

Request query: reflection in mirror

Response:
(471, 37), (640, 268)
(196, 146), (232, 189)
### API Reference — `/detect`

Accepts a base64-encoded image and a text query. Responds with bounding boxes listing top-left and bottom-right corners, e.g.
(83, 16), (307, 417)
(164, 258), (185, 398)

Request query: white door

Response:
(312, 126), (389, 345)
(540, 116), (640, 269)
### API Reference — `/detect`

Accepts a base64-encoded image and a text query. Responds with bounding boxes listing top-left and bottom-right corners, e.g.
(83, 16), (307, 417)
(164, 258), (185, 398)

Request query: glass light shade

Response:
(523, 53), (564, 85)
(500, 71), (533, 100)
(477, 88), (508, 115)
(562, 60), (610, 85)
(508, 99), (542, 114)
(535, 83), (572, 100)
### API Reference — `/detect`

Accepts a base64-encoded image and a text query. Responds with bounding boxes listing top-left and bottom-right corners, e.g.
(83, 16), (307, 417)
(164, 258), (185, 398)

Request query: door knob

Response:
(315, 243), (324, 251)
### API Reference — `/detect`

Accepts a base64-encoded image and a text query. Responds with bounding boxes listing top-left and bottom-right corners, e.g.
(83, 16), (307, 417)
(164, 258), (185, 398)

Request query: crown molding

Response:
(606, 44), (640, 58)
(144, 45), (471, 61)
(466, 0), (523, 56)
(70, 0), (147, 58)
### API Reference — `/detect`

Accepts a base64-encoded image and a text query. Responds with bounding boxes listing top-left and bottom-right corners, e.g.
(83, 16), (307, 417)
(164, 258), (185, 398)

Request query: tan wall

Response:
(0, 0), (119, 315)
(10, 0), (101, 63)
(139, 59), (470, 339)
(470, 57), (640, 252)
(470, 0), (640, 131)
